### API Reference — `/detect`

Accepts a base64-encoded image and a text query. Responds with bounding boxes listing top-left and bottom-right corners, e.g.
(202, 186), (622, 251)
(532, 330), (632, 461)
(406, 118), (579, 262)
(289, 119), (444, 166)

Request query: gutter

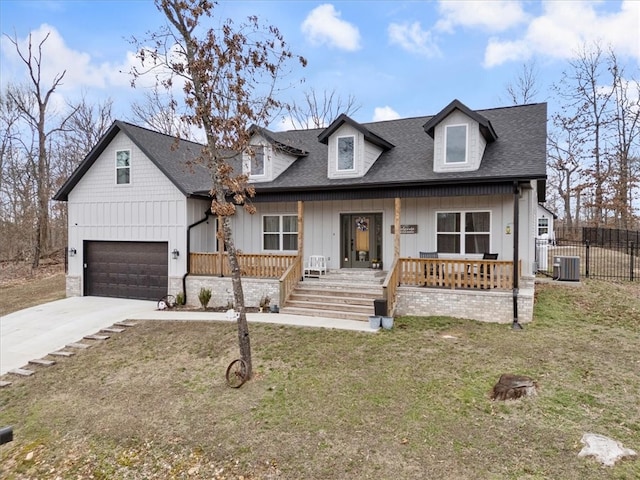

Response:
(512, 181), (522, 330)
(182, 210), (213, 303)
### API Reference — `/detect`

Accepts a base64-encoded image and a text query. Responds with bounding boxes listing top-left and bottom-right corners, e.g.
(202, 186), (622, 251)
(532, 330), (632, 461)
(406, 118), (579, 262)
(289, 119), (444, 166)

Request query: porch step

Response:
(282, 272), (385, 322)
(279, 306), (373, 322)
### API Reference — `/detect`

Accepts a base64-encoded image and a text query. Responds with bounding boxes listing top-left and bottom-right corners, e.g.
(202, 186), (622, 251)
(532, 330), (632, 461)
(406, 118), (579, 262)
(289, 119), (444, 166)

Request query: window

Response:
(437, 211), (490, 254)
(116, 150), (131, 184)
(337, 136), (354, 171)
(263, 215), (298, 251)
(538, 217), (549, 236)
(249, 145), (265, 176)
(445, 125), (467, 163)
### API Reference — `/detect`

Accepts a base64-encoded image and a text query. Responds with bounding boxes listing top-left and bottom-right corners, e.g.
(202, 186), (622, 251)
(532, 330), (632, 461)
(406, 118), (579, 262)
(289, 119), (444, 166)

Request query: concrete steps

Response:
(280, 269), (385, 322)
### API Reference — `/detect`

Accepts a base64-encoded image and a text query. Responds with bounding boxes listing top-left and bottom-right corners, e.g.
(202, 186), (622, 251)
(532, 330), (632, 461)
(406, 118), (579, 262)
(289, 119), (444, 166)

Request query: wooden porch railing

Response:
(279, 255), (302, 307)
(190, 252), (297, 278)
(399, 258), (518, 290)
(382, 257), (400, 317)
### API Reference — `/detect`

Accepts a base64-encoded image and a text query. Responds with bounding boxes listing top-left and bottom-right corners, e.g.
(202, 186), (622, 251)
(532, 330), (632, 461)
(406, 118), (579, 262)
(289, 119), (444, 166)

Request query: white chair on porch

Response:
(304, 255), (327, 278)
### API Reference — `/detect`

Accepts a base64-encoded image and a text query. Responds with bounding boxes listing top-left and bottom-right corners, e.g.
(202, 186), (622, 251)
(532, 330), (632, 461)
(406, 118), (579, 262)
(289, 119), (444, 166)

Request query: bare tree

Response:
(286, 88), (360, 129)
(505, 60), (541, 105)
(129, 86), (196, 138)
(131, 0), (305, 378)
(553, 43), (614, 226)
(547, 116), (586, 229)
(4, 32), (79, 267)
(607, 51), (640, 229)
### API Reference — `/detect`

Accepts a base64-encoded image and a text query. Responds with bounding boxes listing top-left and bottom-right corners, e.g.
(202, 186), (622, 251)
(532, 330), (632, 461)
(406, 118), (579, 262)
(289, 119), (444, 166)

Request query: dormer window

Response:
(337, 136), (355, 171)
(445, 125), (467, 163)
(248, 145), (265, 176)
(116, 150), (131, 184)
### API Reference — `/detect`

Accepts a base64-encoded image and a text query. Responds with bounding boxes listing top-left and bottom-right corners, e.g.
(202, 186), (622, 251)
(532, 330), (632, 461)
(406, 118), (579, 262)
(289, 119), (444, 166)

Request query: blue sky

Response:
(1, 1), (638, 129)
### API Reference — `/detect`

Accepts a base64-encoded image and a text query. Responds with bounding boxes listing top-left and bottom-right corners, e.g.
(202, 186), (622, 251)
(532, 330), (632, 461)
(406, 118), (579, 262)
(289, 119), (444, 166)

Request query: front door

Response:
(340, 213), (383, 268)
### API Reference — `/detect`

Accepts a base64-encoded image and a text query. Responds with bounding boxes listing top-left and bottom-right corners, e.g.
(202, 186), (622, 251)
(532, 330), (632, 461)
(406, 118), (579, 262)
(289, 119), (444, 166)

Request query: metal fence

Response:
(536, 236), (640, 281)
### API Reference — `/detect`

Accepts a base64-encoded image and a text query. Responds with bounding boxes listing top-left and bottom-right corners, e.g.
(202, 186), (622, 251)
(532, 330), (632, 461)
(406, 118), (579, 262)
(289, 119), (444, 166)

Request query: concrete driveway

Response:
(0, 296), (156, 375)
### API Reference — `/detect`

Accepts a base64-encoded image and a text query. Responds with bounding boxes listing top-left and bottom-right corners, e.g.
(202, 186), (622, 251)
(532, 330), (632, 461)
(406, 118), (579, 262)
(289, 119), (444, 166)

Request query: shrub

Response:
(175, 292), (185, 306)
(198, 287), (212, 309)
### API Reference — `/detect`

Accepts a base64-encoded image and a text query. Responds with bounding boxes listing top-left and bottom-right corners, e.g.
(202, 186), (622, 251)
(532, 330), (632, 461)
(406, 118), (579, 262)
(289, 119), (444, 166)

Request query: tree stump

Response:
(491, 373), (538, 400)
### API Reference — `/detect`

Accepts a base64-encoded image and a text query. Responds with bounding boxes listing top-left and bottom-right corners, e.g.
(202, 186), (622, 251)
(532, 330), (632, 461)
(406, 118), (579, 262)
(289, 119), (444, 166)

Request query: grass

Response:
(0, 264), (66, 316)
(1, 279), (640, 479)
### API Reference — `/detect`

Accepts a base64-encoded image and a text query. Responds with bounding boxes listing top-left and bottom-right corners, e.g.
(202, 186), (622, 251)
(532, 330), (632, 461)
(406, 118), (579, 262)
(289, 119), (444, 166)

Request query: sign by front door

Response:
(390, 224), (418, 234)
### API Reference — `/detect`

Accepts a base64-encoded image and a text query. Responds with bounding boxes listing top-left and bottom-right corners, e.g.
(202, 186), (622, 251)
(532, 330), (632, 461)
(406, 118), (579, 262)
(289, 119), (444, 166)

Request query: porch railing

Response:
(279, 255), (303, 307)
(382, 258), (400, 316)
(190, 252), (297, 278)
(399, 258), (517, 290)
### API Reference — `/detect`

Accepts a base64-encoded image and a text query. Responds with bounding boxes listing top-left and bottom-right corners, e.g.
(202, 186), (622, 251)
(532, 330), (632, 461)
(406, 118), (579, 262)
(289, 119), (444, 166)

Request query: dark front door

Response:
(84, 241), (168, 301)
(340, 213), (382, 268)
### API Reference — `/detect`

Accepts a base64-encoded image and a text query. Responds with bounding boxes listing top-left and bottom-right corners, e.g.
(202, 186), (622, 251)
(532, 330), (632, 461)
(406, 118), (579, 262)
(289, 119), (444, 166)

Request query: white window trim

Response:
(538, 217), (549, 236)
(435, 210), (491, 255)
(444, 124), (468, 164)
(115, 149), (131, 185)
(247, 145), (267, 179)
(336, 135), (356, 172)
(262, 214), (298, 252)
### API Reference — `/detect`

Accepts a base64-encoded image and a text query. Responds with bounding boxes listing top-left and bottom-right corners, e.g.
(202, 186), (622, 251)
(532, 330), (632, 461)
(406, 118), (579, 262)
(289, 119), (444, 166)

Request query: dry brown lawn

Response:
(1, 271), (639, 479)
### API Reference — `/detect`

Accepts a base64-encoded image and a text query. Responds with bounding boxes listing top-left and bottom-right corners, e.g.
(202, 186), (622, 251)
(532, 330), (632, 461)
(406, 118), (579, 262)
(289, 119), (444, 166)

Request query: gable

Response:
(68, 130), (184, 204)
(432, 109), (486, 173)
(243, 133), (299, 183)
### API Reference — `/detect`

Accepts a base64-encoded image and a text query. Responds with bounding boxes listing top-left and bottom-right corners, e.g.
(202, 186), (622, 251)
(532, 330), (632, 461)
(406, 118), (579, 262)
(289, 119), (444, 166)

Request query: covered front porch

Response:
(186, 252), (527, 322)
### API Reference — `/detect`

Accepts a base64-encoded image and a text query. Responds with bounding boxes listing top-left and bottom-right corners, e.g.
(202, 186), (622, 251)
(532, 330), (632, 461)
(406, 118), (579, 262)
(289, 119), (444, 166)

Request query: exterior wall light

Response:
(172, 248), (180, 259)
(68, 247), (77, 257)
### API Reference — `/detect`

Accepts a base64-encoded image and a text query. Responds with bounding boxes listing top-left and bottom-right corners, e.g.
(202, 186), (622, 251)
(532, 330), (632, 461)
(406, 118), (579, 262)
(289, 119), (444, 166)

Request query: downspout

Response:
(182, 210), (213, 303)
(512, 181), (522, 330)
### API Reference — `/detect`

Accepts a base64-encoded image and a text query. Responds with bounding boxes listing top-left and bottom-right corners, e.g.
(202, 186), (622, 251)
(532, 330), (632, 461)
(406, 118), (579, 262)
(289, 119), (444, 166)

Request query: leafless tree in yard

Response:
(553, 43), (614, 227)
(504, 60), (541, 105)
(4, 32), (79, 267)
(130, 0), (306, 379)
(286, 88), (360, 129)
(607, 51), (640, 229)
(129, 85), (196, 139)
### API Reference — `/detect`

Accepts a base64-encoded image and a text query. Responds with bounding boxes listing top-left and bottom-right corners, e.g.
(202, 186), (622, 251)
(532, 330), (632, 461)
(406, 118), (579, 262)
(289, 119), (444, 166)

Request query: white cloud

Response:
(301, 4), (361, 51)
(1, 24), (130, 91)
(436, 0), (528, 33)
(388, 22), (441, 57)
(483, 0), (640, 67)
(372, 106), (401, 122)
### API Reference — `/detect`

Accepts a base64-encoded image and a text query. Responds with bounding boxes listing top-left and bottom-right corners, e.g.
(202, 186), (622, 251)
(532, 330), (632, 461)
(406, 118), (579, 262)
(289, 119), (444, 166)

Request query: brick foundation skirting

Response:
(182, 276), (280, 309)
(395, 286), (534, 323)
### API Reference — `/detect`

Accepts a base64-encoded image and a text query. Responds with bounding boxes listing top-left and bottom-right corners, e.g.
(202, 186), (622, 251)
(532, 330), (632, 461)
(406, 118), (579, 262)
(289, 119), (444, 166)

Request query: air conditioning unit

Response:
(553, 256), (580, 281)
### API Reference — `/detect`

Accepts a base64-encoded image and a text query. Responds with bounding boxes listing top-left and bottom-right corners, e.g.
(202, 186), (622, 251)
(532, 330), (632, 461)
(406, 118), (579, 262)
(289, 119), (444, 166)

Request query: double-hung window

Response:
(263, 215), (298, 251)
(538, 217), (549, 236)
(116, 150), (131, 185)
(437, 211), (490, 254)
(337, 136), (355, 171)
(445, 125), (467, 164)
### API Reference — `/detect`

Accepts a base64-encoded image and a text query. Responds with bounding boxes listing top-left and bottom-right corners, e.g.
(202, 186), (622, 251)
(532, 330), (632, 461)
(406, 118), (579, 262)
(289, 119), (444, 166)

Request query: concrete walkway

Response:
(1, 296), (376, 376)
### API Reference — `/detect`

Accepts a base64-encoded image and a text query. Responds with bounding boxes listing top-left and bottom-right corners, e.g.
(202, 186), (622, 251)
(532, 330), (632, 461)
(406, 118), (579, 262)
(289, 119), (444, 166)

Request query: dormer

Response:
(243, 126), (307, 183)
(318, 114), (394, 180)
(423, 99), (497, 173)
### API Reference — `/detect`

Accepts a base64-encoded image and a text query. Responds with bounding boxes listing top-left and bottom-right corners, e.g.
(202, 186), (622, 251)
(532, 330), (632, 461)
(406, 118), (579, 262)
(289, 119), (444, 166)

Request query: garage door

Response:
(85, 241), (168, 301)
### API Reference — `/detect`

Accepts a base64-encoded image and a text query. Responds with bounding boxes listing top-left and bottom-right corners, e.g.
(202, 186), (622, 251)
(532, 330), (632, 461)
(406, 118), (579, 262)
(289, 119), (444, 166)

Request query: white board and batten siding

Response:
(67, 131), (188, 292)
(229, 193), (537, 276)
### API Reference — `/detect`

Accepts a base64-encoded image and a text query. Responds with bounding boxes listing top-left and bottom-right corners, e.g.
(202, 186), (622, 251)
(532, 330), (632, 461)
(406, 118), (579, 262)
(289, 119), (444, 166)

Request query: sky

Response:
(0, 0), (639, 131)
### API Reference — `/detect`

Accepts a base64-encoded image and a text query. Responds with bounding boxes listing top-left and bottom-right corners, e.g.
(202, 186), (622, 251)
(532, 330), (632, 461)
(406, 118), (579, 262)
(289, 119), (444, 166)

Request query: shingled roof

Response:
(54, 102), (547, 202)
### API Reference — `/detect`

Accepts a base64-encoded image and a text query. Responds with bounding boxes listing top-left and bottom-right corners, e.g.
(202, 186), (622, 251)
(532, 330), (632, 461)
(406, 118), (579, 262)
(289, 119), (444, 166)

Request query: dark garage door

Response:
(85, 241), (168, 301)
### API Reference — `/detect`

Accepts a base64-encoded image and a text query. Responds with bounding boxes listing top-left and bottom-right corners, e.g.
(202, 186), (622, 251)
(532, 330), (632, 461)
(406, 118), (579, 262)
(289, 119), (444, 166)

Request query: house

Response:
(54, 99), (547, 324)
